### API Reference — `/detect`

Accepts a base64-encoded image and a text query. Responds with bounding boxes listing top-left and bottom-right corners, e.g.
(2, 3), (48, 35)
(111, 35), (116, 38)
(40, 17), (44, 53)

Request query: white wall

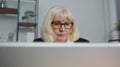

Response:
(37, 0), (111, 42)
(117, 0), (120, 20)
(0, 15), (17, 42)
(109, 0), (119, 39)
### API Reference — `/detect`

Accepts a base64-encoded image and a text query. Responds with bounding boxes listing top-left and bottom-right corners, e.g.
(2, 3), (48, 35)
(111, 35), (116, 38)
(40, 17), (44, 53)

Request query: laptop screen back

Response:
(0, 43), (120, 67)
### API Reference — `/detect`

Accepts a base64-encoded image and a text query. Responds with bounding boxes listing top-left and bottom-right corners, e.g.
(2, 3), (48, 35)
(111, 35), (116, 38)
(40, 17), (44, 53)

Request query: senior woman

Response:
(34, 6), (89, 42)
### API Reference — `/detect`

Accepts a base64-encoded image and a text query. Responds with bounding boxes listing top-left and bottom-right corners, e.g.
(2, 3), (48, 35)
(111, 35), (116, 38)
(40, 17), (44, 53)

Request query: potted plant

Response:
(115, 20), (120, 39)
(22, 10), (35, 23)
(0, 0), (7, 8)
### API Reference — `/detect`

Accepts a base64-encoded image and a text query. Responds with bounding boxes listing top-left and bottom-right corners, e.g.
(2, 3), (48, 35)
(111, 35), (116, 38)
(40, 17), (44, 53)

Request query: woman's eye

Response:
(65, 23), (70, 26)
(54, 23), (60, 25)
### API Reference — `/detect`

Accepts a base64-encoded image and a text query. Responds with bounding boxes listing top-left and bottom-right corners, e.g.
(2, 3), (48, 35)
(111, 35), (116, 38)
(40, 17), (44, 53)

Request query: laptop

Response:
(0, 43), (120, 67)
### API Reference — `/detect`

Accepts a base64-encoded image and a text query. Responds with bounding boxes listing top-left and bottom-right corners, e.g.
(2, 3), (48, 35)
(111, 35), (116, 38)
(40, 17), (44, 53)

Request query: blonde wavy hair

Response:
(41, 6), (80, 42)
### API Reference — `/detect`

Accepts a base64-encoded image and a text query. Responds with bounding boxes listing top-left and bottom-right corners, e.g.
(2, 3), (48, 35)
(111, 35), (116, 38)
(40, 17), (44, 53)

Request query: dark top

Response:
(33, 38), (89, 42)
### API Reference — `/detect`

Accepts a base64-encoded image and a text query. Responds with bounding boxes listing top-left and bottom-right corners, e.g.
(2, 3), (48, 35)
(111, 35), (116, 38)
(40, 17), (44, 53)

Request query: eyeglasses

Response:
(51, 21), (73, 29)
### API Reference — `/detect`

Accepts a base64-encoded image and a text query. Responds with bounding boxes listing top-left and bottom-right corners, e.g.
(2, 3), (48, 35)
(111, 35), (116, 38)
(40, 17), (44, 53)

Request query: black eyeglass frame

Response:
(51, 21), (73, 29)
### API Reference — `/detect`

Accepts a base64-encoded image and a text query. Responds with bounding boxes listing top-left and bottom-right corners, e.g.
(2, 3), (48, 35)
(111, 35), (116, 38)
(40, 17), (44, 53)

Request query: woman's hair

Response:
(41, 6), (80, 42)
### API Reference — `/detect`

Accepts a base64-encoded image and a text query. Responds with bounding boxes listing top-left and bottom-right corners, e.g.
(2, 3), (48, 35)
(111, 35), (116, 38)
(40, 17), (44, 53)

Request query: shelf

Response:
(10, 0), (36, 1)
(108, 39), (120, 42)
(12, 0), (36, 1)
(10, 0), (36, 2)
(18, 22), (36, 27)
(0, 8), (17, 14)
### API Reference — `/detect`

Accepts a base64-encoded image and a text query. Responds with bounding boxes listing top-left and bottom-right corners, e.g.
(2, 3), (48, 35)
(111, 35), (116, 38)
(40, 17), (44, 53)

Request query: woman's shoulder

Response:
(33, 37), (89, 42)
(33, 38), (44, 42)
(74, 38), (89, 42)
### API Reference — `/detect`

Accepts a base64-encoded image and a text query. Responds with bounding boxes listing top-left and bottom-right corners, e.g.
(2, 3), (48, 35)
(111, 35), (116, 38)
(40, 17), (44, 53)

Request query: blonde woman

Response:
(34, 6), (89, 42)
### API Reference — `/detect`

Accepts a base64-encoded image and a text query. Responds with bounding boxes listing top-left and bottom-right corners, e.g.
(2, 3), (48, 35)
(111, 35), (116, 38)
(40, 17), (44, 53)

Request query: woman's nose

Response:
(59, 25), (66, 32)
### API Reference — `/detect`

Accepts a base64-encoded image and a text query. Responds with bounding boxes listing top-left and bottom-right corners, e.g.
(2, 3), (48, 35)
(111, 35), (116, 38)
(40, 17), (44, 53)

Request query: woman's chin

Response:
(56, 38), (67, 42)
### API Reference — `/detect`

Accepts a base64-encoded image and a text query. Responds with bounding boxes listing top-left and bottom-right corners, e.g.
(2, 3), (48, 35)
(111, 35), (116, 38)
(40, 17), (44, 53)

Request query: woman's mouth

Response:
(57, 34), (66, 37)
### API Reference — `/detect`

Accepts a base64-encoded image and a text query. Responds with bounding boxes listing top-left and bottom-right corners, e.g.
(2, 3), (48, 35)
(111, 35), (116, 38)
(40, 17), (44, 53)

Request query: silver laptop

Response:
(0, 43), (120, 67)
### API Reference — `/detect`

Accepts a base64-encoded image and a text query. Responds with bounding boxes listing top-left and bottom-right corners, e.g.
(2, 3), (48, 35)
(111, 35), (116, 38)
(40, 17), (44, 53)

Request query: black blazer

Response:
(33, 38), (89, 42)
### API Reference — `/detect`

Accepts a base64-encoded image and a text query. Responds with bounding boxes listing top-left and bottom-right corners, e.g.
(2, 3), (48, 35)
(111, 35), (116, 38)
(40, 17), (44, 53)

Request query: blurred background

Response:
(0, 0), (120, 43)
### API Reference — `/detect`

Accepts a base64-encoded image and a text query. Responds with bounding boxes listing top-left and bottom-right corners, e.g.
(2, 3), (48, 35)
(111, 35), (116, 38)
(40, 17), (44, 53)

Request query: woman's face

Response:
(51, 18), (73, 42)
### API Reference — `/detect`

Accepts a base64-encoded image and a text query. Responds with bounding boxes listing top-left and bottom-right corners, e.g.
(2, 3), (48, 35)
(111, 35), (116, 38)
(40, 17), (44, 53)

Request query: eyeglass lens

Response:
(51, 21), (73, 29)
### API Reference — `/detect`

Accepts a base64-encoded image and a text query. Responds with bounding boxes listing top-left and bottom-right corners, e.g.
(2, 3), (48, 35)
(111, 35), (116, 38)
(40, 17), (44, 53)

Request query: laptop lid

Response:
(0, 43), (120, 67)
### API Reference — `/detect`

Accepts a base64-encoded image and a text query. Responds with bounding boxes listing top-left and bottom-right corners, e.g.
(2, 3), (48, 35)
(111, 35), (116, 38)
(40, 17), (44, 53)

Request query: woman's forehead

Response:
(53, 15), (72, 21)
(53, 17), (68, 21)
